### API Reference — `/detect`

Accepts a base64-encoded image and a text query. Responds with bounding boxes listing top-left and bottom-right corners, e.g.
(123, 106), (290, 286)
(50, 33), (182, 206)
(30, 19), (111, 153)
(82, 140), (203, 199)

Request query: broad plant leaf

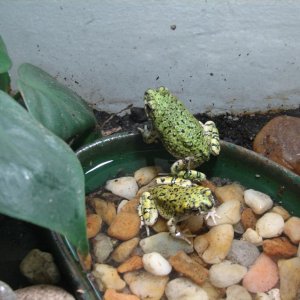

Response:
(0, 72), (10, 93)
(0, 91), (89, 254)
(0, 35), (12, 73)
(17, 63), (96, 141)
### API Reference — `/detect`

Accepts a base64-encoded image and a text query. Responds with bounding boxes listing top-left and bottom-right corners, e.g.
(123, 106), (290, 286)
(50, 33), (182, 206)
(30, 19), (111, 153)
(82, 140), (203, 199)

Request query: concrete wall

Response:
(1, 0), (300, 114)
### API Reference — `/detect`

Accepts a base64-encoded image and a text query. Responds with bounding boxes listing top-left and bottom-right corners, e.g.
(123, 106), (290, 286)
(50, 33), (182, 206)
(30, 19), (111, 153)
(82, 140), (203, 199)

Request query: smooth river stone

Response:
(139, 232), (193, 258)
(255, 212), (284, 238)
(283, 216), (300, 244)
(244, 189), (273, 215)
(105, 176), (138, 199)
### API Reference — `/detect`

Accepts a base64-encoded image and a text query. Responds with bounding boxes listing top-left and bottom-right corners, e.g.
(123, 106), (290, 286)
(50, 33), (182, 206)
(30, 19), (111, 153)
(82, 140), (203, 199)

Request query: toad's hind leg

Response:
(202, 120), (220, 156)
(170, 158), (206, 182)
(167, 217), (193, 244)
(138, 192), (158, 236)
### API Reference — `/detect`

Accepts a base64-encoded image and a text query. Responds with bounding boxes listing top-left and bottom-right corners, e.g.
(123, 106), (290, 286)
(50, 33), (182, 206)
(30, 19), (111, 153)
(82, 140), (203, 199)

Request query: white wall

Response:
(1, 0), (300, 114)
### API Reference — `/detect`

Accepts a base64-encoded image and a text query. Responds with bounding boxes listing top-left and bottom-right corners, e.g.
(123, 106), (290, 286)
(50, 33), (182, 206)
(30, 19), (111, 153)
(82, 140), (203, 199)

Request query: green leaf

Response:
(0, 35), (12, 73)
(0, 72), (11, 92)
(0, 90), (89, 254)
(17, 63), (96, 141)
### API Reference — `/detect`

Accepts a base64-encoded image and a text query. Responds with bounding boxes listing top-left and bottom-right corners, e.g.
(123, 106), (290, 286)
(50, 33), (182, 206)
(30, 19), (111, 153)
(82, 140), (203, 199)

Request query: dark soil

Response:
(94, 106), (300, 150)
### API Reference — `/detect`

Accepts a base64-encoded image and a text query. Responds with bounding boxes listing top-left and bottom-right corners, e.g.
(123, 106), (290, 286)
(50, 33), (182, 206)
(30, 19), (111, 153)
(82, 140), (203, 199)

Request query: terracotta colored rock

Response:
(278, 257), (300, 300)
(86, 214), (102, 238)
(283, 216), (300, 244)
(104, 289), (140, 300)
(107, 211), (140, 241)
(117, 256), (143, 273)
(93, 198), (116, 225)
(253, 115), (300, 175)
(111, 237), (140, 263)
(241, 208), (258, 230)
(120, 198), (139, 214)
(263, 237), (298, 259)
(242, 253), (279, 293)
(169, 250), (208, 285)
(151, 217), (169, 233)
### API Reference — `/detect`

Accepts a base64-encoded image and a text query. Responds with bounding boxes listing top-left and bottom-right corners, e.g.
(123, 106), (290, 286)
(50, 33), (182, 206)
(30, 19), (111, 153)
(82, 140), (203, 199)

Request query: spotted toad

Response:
(138, 176), (215, 243)
(139, 87), (220, 180)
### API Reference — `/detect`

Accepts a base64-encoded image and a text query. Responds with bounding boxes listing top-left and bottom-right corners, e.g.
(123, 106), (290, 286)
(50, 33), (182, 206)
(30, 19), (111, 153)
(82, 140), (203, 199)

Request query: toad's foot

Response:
(205, 207), (220, 224)
(167, 218), (193, 245)
(170, 159), (206, 182)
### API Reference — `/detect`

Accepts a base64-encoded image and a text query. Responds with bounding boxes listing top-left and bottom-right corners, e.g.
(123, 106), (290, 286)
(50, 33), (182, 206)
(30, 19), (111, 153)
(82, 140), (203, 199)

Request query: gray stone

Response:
(226, 239), (260, 268)
(20, 249), (61, 284)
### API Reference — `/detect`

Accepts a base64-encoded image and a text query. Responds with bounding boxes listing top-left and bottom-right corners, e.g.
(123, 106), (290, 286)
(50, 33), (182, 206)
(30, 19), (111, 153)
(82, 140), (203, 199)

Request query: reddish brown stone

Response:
(169, 250), (208, 285)
(117, 256), (143, 273)
(263, 237), (298, 259)
(241, 208), (258, 230)
(253, 116), (300, 175)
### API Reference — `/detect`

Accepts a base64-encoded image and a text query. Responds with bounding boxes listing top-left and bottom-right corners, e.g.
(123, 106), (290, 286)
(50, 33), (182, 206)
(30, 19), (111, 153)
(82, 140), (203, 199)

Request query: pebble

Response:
(168, 251), (208, 285)
(119, 197), (139, 213)
(165, 278), (209, 300)
(242, 228), (263, 246)
(139, 232), (193, 258)
(19, 249), (61, 284)
(93, 264), (126, 292)
(123, 270), (168, 300)
(86, 214), (102, 238)
(227, 239), (260, 268)
(278, 257), (300, 300)
(283, 216), (300, 244)
(201, 280), (225, 300)
(0, 281), (16, 300)
(253, 115), (300, 175)
(194, 224), (234, 264)
(241, 207), (258, 230)
(244, 189), (273, 214)
(107, 210), (140, 241)
(180, 214), (204, 233)
(263, 236), (298, 258)
(142, 252), (172, 276)
(255, 289), (281, 300)
(104, 289), (140, 300)
(117, 255), (143, 273)
(105, 176), (139, 199)
(93, 198), (116, 225)
(242, 253), (279, 293)
(256, 212), (284, 238)
(206, 200), (241, 226)
(214, 182), (245, 204)
(270, 205), (290, 221)
(93, 233), (114, 263)
(225, 285), (252, 300)
(209, 260), (247, 288)
(255, 293), (272, 300)
(134, 166), (160, 186)
(151, 217), (169, 233)
(15, 285), (75, 300)
(111, 237), (140, 263)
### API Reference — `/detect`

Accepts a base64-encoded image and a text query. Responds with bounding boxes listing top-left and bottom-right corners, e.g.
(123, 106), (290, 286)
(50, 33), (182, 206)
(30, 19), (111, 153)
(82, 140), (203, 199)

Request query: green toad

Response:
(138, 176), (215, 243)
(139, 86), (220, 181)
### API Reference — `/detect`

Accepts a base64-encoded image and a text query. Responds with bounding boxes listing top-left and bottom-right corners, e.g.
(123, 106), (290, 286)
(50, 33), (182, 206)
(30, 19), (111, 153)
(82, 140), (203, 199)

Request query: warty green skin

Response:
(143, 87), (217, 169)
(146, 184), (214, 221)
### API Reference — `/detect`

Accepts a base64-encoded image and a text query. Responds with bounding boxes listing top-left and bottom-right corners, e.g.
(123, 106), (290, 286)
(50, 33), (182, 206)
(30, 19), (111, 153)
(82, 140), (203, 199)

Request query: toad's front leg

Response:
(138, 191), (158, 236)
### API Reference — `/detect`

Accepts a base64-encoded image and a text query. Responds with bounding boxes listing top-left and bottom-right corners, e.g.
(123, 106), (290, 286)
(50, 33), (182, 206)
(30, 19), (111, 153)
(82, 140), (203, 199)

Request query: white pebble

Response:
(165, 278), (209, 300)
(242, 228), (263, 246)
(209, 260), (247, 288)
(105, 176), (138, 199)
(142, 252), (172, 276)
(256, 212), (284, 238)
(244, 189), (273, 214)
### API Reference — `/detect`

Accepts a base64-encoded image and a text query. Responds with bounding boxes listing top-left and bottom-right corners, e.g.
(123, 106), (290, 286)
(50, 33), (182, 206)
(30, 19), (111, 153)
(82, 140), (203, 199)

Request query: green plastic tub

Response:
(50, 132), (300, 300)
